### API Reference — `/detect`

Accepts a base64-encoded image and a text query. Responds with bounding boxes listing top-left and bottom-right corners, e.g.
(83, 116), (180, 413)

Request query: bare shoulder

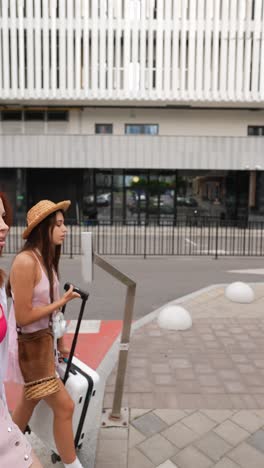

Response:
(11, 251), (36, 271)
(11, 252), (38, 286)
(11, 251), (39, 290)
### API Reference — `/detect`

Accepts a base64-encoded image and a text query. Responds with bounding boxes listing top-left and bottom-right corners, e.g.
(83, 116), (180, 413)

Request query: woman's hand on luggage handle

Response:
(61, 284), (80, 305)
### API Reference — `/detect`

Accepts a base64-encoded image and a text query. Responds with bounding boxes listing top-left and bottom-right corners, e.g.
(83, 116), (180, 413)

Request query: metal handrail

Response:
(93, 253), (136, 420)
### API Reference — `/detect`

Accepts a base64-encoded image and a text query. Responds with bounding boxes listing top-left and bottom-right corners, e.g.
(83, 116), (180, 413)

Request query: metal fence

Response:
(5, 218), (264, 257)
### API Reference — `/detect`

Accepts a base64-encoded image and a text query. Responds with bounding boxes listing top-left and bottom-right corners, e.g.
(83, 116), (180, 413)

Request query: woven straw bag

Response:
(17, 327), (59, 400)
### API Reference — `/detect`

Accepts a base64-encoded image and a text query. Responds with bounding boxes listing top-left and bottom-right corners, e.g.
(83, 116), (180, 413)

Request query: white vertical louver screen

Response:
(0, 0), (263, 102)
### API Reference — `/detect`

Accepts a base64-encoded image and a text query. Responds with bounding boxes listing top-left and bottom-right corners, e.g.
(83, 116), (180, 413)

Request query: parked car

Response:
(184, 197), (198, 207)
(127, 195), (174, 215)
(83, 193), (111, 207)
(132, 191), (146, 202)
(177, 195), (198, 207)
(96, 193), (111, 206)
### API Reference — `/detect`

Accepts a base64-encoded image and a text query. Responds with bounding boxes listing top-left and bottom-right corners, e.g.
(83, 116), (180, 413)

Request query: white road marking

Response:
(67, 320), (101, 334)
(185, 238), (197, 247)
(200, 250), (227, 254)
(228, 269), (264, 275)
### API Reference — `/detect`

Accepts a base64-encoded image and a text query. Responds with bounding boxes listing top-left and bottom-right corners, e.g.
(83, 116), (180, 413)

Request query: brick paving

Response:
(95, 284), (264, 468)
(23, 283), (264, 467)
(95, 408), (264, 468)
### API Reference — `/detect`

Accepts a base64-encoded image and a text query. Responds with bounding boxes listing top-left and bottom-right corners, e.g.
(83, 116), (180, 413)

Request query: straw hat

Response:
(22, 199), (71, 239)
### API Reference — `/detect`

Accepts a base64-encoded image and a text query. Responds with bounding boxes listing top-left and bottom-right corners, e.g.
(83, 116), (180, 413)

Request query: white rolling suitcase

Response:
(29, 283), (100, 464)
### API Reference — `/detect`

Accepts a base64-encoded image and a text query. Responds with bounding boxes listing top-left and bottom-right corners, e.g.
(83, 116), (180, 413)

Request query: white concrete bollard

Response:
(225, 281), (255, 304)
(157, 305), (192, 331)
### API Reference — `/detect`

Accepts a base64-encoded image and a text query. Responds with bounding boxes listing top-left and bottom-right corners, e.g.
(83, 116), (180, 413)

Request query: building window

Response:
(1, 109), (69, 122)
(47, 110), (69, 121)
(95, 124), (113, 134)
(2, 110), (22, 121)
(25, 110), (45, 121)
(125, 124), (159, 135)
(248, 126), (264, 136)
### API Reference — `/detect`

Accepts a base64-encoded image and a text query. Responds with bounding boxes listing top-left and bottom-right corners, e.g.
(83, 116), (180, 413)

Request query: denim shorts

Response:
(0, 398), (32, 468)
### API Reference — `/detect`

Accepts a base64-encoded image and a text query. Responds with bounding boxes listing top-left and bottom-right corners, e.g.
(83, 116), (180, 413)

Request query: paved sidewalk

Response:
(95, 283), (264, 468)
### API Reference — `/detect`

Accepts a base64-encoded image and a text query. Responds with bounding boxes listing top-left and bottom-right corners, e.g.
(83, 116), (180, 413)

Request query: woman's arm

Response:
(11, 253), (79, 327)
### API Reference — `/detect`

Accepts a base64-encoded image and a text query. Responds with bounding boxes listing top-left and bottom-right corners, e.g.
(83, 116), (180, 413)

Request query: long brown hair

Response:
(0, 192), (12, 287)
(17, 210), (63, 302)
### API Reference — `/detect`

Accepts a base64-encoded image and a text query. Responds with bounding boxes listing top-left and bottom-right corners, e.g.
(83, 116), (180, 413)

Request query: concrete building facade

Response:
(0, 0), (264, 222)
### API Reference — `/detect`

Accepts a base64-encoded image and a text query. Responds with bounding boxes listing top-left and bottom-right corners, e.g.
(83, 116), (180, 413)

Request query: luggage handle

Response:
(62, 282), (89, 383)
(63, 282), (89, 301)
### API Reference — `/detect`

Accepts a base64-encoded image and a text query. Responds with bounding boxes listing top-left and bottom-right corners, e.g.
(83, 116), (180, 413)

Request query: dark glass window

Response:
(248, 126), (264, 136)
(2, 110), (22, 121)
(47, 110), (68, 121)
(95, 124), (113, 134)
(125, 124), (159, 135)
(24, 110), (45, 121)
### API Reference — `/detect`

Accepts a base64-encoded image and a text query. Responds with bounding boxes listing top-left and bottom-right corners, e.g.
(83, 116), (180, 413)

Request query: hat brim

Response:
(22, 200), (71, 240)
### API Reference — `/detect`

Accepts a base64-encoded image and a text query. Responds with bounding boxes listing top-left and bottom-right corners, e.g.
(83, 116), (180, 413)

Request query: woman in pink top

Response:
(8, 199), (83, 468)
(7, 244), (62, 385)
(0, 192), (42, 468)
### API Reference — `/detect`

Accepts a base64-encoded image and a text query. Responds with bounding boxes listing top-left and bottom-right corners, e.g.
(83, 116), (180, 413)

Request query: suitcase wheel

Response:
(51, 452), (61, 464)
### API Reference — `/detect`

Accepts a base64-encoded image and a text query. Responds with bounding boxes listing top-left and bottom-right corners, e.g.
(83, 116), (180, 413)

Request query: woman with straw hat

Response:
(0, 192), (42, 467)
(6, 199), (84, 468)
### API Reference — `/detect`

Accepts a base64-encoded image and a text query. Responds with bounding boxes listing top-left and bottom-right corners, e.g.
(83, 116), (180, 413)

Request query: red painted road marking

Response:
(6, 320), (123, 411)
(65, 320), (123, 369)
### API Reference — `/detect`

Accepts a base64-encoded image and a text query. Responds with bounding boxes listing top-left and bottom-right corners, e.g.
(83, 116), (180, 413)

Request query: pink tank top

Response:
(12, 252), (60, 333)
(6, 252), (60, 384)
(0, 305), (7, 343)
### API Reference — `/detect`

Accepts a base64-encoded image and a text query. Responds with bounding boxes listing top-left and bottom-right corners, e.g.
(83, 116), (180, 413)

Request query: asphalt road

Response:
(1, 254), (264, 320)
